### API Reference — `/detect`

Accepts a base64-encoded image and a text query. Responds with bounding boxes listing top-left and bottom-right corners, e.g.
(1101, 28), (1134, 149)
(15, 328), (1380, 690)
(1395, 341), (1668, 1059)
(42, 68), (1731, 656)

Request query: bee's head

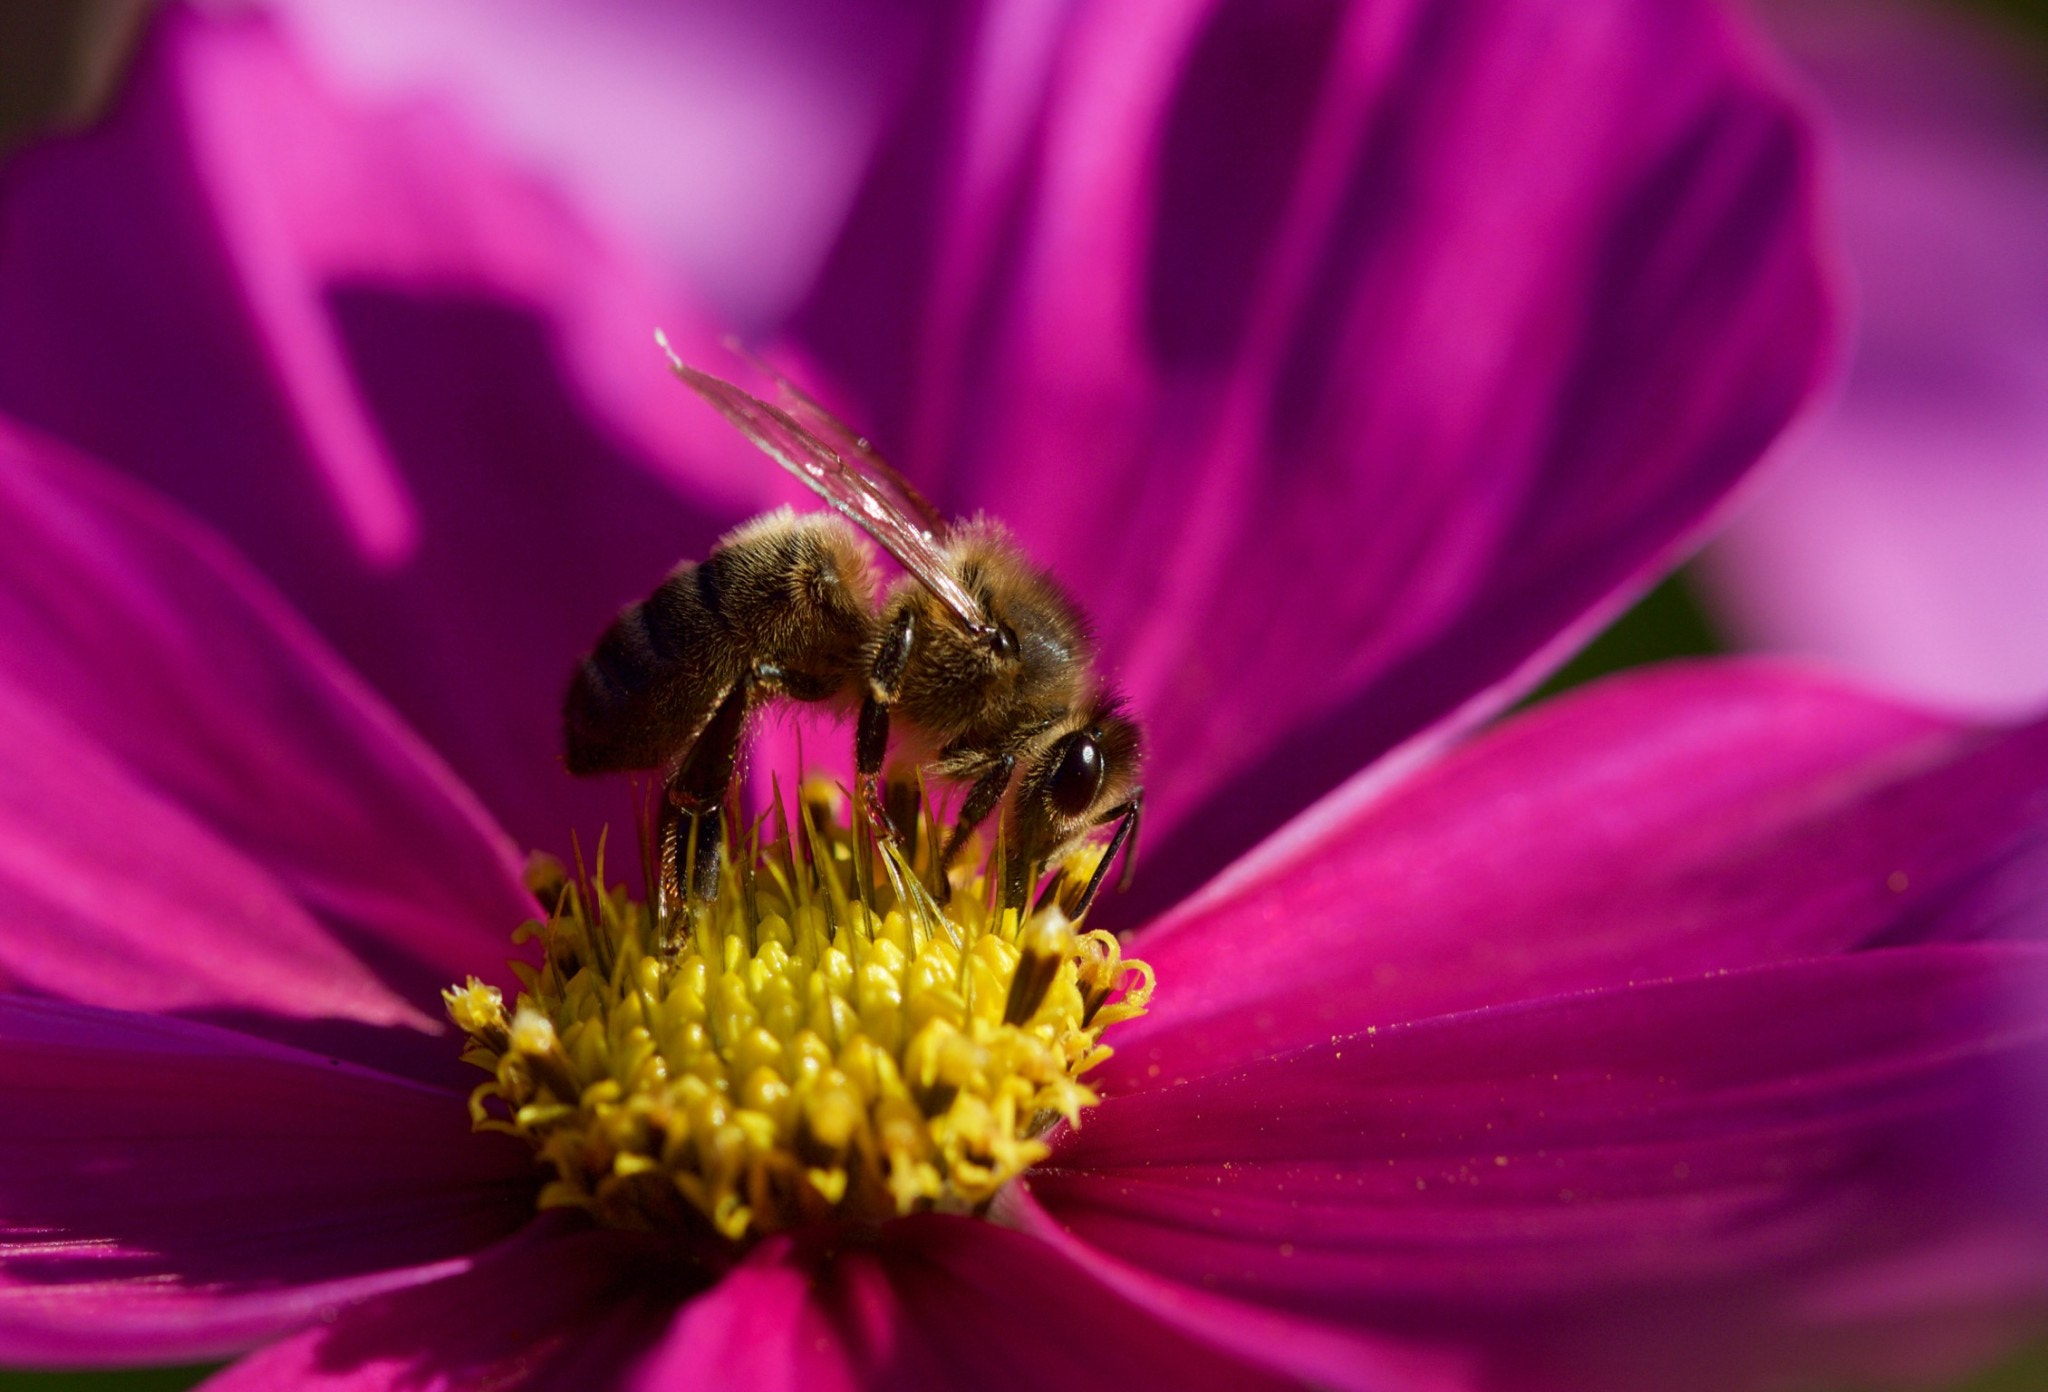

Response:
(1014, 696), (1141, 872)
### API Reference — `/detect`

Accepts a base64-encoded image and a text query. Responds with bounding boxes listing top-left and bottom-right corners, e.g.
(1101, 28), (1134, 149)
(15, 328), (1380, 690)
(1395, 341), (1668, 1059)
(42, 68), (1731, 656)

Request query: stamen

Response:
(445, 785), (1153, 1244)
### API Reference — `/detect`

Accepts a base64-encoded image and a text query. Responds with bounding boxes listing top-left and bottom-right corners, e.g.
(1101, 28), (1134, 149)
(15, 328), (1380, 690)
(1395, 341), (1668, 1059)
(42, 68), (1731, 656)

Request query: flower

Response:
(1701, 0), (2048, 712)
(0, 3), (2044, 1391)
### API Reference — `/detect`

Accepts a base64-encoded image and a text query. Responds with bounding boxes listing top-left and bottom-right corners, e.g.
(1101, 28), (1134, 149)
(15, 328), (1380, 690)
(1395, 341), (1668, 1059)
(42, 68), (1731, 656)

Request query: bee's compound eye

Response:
(990, 624), (1020, 660)
(1048, 734), (1105, 818)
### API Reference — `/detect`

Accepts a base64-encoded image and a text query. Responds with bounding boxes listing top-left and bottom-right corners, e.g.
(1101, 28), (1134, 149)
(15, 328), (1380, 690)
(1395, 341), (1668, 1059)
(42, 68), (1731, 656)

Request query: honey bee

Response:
(562, 336), (1143, 915)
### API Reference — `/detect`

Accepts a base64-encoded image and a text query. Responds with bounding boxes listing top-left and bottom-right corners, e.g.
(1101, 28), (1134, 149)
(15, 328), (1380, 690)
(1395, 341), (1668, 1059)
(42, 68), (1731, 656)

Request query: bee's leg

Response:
(883, 778), (923, 867)
(856, 607), (916, 841)
(1001, 848), (1040, 917)
(696, 805), (730, 903)
(934, 754), (1016, 905)
(1037, 789), (1144, 921)
(668, 683), (751, 902)
(655, 798), (684, 918)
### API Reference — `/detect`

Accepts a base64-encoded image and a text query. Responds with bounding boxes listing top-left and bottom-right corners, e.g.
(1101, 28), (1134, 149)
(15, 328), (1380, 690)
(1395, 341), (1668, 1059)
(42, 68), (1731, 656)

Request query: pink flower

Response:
(1703, 0), (2048, 712)
(0, 4), (2043, 1391)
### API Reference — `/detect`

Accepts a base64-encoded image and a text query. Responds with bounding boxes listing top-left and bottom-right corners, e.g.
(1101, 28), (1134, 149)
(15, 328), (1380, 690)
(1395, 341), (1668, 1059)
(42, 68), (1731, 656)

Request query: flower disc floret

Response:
(445, 791), (1152, 1243)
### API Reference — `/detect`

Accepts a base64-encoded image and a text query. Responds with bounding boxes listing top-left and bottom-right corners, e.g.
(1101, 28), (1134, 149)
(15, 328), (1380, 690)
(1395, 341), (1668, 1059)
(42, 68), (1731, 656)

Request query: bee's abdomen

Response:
(562, 562), (734, 775)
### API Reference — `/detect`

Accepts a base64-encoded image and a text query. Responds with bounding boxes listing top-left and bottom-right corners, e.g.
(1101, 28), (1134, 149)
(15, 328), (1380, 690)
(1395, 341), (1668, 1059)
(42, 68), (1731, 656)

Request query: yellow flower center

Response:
(444, 785), (1153, 1244)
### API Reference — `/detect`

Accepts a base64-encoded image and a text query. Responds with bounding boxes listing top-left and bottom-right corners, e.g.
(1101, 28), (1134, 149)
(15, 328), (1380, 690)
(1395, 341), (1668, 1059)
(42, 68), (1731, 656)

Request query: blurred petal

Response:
(0, 419), (532, 1057)
(799, 0), (1835, 913)
(203, 1223), (683, 1392)
(0, 668), (426, 1031)
(0, 998), (532, 1365)
(263, 0), (938, 329)
(0, 3), (785, 857)
(636, 1217), (1380, 1392)
(1112, 662), (2047, 1083)
(1028, 944), (2048, 1391)
(1704, 0), (2048, 712)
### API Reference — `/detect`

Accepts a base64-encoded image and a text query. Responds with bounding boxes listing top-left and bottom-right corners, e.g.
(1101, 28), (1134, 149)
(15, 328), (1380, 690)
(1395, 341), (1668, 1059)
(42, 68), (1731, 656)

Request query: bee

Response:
(561, 336), (1143, 915)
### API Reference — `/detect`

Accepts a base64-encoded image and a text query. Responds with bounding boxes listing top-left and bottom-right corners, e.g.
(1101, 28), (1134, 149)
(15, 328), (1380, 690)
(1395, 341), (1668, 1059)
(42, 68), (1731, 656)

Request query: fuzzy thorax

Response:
(444, 790), (1152, 1244)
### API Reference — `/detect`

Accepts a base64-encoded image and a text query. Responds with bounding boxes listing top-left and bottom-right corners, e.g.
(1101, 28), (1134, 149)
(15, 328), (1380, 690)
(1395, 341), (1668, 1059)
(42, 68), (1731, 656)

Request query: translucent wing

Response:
(656, 331), (990, 636)
(722, 337), (950, 539)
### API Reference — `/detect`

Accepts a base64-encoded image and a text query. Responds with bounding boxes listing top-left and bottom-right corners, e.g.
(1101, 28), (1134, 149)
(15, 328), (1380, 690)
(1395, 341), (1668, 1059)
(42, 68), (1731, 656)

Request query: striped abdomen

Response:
(562, 560), (740, 775)
(562, 511), (879, 778)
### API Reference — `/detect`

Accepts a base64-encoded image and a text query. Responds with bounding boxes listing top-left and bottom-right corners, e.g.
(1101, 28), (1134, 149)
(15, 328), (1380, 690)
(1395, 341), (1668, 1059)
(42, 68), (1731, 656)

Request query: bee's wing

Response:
(657, 334), (990, 636)
(722, 338), (950, 540)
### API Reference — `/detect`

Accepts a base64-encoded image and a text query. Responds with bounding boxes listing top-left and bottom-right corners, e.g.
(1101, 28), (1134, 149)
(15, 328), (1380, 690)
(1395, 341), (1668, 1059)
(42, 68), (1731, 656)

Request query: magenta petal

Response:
(799, 0), (1835, 911)
(0, 998), (532, 1365)
(0, 421), (534, 1038)
(634, 1242), (861, 1392)
(0, 4), (785, 857)
(638, 1216), (1351, 1392)
(202, 1222), (684, 1392)
(1704, 0), (2048, 712)
(1111, 663), (2046, 1083)
(984, 1192), (1476, 1392)
(266, 0), (935, 328)
(1032, 944), (2048, 1388)
(0, 665), (425, 1030)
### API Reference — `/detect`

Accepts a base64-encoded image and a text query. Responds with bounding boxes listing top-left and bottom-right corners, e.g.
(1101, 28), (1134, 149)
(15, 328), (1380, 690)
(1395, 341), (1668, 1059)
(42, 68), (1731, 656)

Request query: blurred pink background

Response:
(244, 0), (2048, 714)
